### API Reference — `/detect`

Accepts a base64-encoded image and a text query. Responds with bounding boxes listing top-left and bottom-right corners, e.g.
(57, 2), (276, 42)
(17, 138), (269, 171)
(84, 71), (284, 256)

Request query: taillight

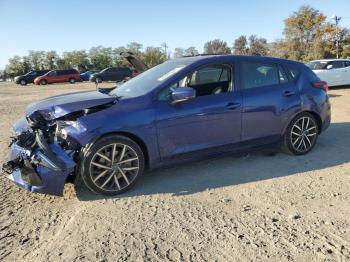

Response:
(312, 81), (328, 92)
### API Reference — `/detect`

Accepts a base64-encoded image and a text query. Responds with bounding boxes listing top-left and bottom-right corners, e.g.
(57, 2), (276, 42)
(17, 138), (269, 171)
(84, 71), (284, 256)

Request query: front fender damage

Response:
(2, 102), (114, 196)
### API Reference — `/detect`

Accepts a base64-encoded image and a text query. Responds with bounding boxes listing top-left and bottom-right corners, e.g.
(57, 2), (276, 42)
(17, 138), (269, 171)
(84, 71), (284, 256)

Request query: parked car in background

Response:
(3, 55), (331, 196)
(34, 69), (82, 85)
(15, 70), (50, 85)
(307, 59), (350, 87)
(80, 70), (99, 81)
(89, 67), (133, 83)
(89, 52), (148, 83)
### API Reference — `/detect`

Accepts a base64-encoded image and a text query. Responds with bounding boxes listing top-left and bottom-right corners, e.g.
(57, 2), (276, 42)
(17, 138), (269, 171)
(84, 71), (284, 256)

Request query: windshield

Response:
(307, 61), (327, 70)
(110, 61), (187, 98)
(25, 71), (34, 76)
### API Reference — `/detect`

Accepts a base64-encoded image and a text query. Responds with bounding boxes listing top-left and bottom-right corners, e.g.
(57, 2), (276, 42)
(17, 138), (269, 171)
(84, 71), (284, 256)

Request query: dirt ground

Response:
(0, 81), (349, 262)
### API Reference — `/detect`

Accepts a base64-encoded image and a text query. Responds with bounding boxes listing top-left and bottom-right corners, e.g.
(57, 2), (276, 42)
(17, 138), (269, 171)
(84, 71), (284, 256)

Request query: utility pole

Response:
(331, 15), (342, 59)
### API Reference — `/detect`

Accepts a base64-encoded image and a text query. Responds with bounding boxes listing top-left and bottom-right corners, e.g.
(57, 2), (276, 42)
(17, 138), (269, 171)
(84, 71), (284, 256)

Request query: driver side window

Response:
(157, 63), (232, 101)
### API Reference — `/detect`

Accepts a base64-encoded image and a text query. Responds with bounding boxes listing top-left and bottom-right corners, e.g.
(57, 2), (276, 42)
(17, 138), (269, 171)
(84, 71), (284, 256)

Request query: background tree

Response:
(126, 42), (143, 56)
(233, 35), (248, 55)
(204, 39), (231, 54)
(247, 35), (268, 55)
(282, 5), (332, 61)
(88, 46), (113, 70)
(45, 51), (59, 70)
(5, 56), (26, 78)
(184, 46), (199, 56)
(161, 42), (169, 59)
(28, 50), (45, 70)
(62, 50), (90, 70)
(143, 47), (167, 68)
(173, 47), (185, 58)
(112, 46), (128, 67)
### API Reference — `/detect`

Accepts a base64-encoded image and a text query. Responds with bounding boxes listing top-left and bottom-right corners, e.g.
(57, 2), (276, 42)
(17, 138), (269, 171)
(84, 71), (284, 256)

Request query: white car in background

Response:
(307, 59), (350, 87)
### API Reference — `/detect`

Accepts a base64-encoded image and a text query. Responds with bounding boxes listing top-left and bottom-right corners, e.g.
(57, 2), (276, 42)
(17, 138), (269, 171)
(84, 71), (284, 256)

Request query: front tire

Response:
(20, 80), (27, 86)
(40, 79), (47, 85)
(79, 135), (145, 196)
(284, 112), (319, 155)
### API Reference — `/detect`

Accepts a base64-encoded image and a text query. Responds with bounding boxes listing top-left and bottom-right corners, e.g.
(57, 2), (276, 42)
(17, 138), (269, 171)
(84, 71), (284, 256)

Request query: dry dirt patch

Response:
(0, 82), (349, 261)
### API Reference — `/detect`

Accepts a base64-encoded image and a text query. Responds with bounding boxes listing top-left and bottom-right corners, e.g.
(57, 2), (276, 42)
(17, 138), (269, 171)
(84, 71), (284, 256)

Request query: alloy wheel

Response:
(89, 143), (140, 192)
(290, 116), (318, 153)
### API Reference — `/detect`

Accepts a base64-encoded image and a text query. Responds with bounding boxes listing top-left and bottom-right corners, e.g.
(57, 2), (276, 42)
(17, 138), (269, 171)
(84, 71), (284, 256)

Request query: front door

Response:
(155, 63), (242, 160)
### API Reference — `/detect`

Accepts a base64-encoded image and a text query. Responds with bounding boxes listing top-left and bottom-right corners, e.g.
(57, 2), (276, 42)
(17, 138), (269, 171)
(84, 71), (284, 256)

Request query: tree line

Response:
(1, 5), (349, 79)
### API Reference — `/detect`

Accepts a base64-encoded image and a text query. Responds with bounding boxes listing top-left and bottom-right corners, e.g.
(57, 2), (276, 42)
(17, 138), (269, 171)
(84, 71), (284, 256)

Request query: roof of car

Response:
(309, 59), (350, 62)
(170, 54), (303, 66)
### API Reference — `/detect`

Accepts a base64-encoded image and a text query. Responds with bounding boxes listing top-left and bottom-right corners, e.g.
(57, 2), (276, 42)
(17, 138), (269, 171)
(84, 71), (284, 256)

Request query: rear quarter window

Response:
(288, 67), (301, 80)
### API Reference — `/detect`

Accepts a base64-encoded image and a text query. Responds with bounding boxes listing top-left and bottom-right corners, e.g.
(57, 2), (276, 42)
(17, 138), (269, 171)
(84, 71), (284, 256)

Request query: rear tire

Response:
(40, 79), (47, 85)
(79, 135), (145, 196)
(69, 78), (76, 84)
(283, 112), (319, 155)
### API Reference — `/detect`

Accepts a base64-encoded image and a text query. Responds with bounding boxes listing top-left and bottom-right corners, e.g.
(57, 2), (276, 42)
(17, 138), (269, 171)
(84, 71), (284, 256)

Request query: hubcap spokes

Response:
(291, 117), (317, 152)
(90, 143), (139, 191)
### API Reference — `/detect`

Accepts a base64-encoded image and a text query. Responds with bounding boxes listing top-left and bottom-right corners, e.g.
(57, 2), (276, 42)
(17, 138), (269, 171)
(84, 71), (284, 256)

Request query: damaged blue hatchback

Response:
(2, 55), (331, 196)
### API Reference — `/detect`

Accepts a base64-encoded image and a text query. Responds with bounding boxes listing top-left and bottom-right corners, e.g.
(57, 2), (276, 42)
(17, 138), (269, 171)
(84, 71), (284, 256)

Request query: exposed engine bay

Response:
(2, 100), (115, 196)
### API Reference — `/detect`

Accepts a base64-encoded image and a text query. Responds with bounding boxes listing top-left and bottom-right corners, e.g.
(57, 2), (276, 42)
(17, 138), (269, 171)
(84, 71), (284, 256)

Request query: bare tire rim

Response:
(290, 116), (317, 153)
(89, 143), (139, 192)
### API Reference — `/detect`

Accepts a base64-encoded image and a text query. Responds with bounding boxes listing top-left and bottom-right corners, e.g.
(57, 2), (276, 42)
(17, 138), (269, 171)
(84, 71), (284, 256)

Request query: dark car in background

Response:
(15, 70), (50, 85)
(3, 55), (331, 196)
(89, 67), (133, 83)
(80, 70), (100, 81)
(34, 69), (82, 85)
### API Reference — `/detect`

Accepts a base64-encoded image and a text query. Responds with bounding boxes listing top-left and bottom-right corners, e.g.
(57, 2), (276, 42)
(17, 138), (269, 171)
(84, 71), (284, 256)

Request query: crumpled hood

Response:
(26, 90), (116, 120)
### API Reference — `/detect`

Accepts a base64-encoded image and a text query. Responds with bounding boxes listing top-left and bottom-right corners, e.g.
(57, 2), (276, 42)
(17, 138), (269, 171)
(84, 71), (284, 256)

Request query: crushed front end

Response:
(2, 112), (79, 196)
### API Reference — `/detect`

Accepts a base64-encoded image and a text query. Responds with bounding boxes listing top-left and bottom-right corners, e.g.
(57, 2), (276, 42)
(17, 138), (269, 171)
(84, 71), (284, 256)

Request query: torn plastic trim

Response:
(4, 141), (76, 196)
(35, 130), (66, 170)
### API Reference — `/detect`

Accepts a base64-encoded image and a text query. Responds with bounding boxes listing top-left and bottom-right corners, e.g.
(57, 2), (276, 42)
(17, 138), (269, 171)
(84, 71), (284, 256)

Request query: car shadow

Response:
(76, 122), (350, 201)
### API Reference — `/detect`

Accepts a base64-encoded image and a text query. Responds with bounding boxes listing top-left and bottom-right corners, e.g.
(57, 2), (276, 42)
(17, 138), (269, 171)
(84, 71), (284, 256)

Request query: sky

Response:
(0, 0), (349, 69)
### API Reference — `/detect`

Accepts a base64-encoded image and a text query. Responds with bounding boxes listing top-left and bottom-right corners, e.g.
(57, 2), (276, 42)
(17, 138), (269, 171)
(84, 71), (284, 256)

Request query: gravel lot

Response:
(0, 82), (349, 261)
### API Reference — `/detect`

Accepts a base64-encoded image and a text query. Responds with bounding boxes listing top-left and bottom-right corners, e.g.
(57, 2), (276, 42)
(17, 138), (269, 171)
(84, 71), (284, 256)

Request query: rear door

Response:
(104, 68), (114, 81)
(327, 61), (346, 86)
(239, 60), (300, 146)
(47, 70), (59, 83)
(339, 61), (350, 85)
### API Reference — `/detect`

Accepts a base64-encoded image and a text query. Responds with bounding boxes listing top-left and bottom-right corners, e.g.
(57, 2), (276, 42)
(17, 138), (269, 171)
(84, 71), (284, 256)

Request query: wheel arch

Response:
(283, 110), (323, 136)
(92, 131), (150, 169)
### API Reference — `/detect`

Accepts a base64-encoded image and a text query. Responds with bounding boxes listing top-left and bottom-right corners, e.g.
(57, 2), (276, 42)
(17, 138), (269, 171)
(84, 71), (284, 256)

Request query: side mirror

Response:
(171, 87), (196, 104)
(326, 64), (333, 70)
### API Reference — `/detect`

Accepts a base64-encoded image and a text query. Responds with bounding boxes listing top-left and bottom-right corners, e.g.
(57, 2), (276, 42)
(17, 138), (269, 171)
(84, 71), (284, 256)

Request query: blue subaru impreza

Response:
(3, 55), (331, 196)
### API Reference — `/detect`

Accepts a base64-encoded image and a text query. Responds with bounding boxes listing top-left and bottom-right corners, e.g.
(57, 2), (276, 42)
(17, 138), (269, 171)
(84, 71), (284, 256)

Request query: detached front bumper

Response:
(2, 118), (77, 196)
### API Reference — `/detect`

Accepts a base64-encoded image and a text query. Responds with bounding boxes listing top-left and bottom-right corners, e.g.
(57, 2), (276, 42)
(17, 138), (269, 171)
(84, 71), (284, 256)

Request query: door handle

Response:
(282, 90), (295, 97)
(225, 102), (241, 110)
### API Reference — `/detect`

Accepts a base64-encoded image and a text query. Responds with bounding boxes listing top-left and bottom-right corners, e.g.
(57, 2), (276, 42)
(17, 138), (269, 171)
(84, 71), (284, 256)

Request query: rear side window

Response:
(278, 66), (289, 84)
(288, 68), (300, 80)
(67, 69), (77, 74)
(328, 61), (344, 69)
(241, 62), (279, 89)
